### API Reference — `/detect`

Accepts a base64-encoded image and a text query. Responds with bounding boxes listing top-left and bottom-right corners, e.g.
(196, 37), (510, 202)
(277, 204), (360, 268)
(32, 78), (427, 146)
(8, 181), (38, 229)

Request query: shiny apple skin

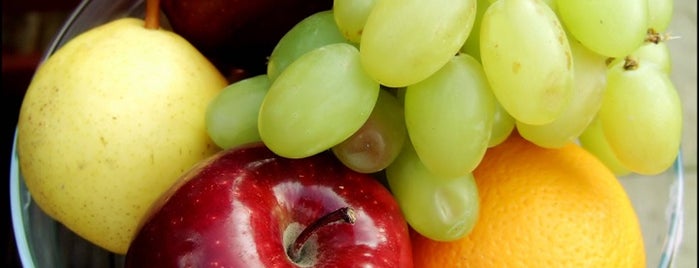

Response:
(124, 143), (413, 267)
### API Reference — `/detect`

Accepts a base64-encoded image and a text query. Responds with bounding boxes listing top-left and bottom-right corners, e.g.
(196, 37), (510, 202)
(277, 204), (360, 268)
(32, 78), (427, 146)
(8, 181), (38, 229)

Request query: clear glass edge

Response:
(10, 133), (688, 268)
(39, 0), (93, 63)
(10, 0), (95, 265)
(8, 0), (687, 265)
(657, 151), (685, 268)
(11, 0), (144, 266)
(10, 130), (34, 268)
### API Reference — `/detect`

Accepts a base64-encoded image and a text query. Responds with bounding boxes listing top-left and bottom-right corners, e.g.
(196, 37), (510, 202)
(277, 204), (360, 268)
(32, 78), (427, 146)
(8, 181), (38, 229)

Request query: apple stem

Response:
(287, 207), (356, 262)
(144, 0), (160, 29)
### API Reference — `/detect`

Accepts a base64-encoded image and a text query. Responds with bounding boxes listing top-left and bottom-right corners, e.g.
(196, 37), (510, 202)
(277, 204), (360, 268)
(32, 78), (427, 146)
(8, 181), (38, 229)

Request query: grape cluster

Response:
(205, 0), (681, 242)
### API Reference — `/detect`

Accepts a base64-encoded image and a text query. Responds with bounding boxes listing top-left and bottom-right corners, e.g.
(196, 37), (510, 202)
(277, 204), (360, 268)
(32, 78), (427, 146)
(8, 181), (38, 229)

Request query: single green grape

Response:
(556, 0), (648, 58)
(488, 100), (515, 147)
(333, 0), (377, 43)
(517, 37), (607, 148)
(578, 116), (631, 176)
(332, 89), (407, 173)
(599, 58), (682, 175)
(360, 0), (476, 87)
(543, 0), (557, 11)
(647, 0), (673, 32)
(632, 41), (672, 73)
(480, 0), (573, 125)
(205, 75), (270, 150)
(386, 141), (479, 242)
(459, 0), (491, 61)
(405, 53), (495, 177)
(267, 10), (348, 82)
(490, 0), (557, 10)
(258, 43), (379, 159)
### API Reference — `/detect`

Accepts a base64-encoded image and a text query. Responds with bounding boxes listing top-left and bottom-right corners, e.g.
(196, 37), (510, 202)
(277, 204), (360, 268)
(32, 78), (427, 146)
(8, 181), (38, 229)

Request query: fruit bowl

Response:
(10, 0), (687, 267)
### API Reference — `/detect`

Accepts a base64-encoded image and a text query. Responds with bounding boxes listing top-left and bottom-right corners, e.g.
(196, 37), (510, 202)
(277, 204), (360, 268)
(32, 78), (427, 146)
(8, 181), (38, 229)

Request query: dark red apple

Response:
(124, 143), (413, 267)
(161, 0), (333, 78)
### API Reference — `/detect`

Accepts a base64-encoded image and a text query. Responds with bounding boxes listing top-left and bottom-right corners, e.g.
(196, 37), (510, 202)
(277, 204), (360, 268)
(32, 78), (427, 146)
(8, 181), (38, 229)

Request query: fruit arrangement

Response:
(15, 0), (682, 266)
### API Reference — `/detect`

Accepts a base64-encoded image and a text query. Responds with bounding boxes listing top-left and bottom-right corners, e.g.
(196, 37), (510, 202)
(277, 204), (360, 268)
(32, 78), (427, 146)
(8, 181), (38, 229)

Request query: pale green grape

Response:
(556, 0), (648, 58)
(599, 59), (682, 175)
(480, 0), (573, 125)
(517, 38), (607, 148)
(490, 0), (556, 10)
(633, 41), (672, 73)
(488, 100), (515, 147)
(609, 41), (672, 74)
(647, 0), (673, 32)
(542, 0), (557, 11)
(258, 43), (380, 159)
(460, 0), (491, 61)
(267, 10), (348, 82)
(578, 116), (631, 176)
(333, 0), (377, 43)
(386, 141), (479, 242)
(360, 0), (476, 87)
(405, 54), (495, 177)
(332, 89), (406, 173)
(206, 75), (270, 150)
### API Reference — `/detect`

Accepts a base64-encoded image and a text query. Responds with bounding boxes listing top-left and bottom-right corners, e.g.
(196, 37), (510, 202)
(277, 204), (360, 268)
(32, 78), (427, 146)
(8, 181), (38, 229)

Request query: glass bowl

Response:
(10, 0), (687, 267)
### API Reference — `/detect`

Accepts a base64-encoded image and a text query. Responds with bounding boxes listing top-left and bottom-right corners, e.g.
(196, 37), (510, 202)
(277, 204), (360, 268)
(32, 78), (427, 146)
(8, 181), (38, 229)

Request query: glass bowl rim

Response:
(9, 0), (687, 266)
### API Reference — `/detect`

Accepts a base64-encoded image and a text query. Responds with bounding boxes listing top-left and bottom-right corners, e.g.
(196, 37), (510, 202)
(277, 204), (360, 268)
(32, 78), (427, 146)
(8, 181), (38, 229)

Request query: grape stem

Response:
(144, 0), (160, 29)
(287, 207), (356, 262)
(645, 28), (680, 44)
(608, 28), (682, 68)
(623, 56), (638, 71)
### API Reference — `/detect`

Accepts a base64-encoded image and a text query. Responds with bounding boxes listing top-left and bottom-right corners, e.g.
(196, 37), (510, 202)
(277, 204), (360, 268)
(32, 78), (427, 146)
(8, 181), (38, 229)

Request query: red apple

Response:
(124, 142), (413, 267)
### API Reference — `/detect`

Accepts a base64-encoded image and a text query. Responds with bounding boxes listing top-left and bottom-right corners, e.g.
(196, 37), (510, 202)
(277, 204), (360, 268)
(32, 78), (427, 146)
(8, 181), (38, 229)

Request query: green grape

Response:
(332, 89), (407, 173)
(517, 38), (607, 148)
(386, 141), (479, 242)
(258, 43), (380, 159)
(488, 0), (557, 11)
(405, 54), (495, 177)
(633, 41), (672, 73)
(267, 10), (348, 82)
(647, 0), (673, 32)
(206, 75), (270, 150)
(556, 0), (648, 58)
(459, 0), (491, 61)
(333, 0), (377, 43)
(599, 59), (682, 175)
(542, 0), (557, 11)
(480, 0), (573, 125)
(579, 116), (631, 176)
(490, 0), (557, 10)
(360, 0), (476, 87)
(608, 41), (672, 74)
(488, 100), (515, 147)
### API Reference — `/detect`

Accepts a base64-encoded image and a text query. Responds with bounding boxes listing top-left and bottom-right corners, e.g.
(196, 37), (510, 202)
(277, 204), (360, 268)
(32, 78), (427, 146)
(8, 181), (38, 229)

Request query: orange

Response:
(411, 132), (646, 267)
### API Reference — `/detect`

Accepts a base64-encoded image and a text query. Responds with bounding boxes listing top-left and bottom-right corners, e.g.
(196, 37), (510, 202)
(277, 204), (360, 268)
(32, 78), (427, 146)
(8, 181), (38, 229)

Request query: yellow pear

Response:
(16, 17), (227, 254)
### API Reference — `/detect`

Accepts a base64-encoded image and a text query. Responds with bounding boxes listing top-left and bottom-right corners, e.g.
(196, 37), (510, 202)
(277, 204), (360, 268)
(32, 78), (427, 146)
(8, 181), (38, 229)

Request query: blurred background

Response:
(2, 0), (696, 267)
